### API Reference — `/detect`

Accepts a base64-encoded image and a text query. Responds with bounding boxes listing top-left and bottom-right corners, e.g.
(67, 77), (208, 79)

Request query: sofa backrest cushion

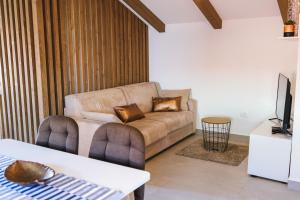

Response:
(65, 82), (160, 117)
(65, 88), (128, 117)
(121, 82), (159, 113)
(79, 88), (128, 114)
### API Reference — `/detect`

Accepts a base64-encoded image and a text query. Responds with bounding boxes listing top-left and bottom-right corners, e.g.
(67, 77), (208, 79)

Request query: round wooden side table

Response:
(201, 117), (231, 152)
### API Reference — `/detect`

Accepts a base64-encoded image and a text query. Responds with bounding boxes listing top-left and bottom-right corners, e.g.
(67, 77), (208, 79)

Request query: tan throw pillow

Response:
(159, 89), (191, 111)
(114, 104), (145, 123)
(152, 97), (182, 112)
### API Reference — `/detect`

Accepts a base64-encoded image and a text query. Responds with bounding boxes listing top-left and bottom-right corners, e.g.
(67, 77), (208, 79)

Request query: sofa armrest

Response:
(187, 98), (197, 112)
(68, 117), (107, 157)
(188, 98), (197, 131)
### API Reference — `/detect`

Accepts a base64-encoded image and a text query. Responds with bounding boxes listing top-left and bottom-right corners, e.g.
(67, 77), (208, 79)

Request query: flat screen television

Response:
(272, 73), (292, 135)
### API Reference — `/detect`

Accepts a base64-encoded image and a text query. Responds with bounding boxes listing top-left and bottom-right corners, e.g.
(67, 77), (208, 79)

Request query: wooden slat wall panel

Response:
(33, 0), (149, 118)
(0, 0), (149, 142)
(0, 0), (39, 143)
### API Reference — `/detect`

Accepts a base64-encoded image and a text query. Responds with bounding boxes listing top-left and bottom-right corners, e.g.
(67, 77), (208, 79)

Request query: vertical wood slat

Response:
(87, 0), (93, 91)
(19, 0), (31, 142)
(92, 0), (99, 90)
(103, 0), (111, 89)
(97, 0), (104, 90)
(52, 0), (63, 115)
(25, 0), (39, 141)
(32, 0), (49, 120)
(58, 0), (68, 98)
(13, 0), (26, 141)
(74, 0), (81, 93)
(123, 6), (128, 85)
(79, 0), (87, 92)
(68, 0), (75, 94)
(114, 1), (120, 86)
(110, 0), (117, 87)
(0, 0), (149, 142)
(44, 0), (56, 116)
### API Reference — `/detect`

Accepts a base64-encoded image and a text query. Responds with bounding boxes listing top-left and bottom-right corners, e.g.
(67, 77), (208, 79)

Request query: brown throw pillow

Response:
(114, 103), (145, 123)
(152, 97), (182, 112)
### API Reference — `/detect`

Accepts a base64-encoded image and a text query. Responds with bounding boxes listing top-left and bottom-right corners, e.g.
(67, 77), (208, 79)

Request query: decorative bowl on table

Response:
(4, 160), (55, 186)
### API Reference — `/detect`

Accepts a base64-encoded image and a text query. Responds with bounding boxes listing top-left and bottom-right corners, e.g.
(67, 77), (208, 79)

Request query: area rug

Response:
(176, 139), (249, 166)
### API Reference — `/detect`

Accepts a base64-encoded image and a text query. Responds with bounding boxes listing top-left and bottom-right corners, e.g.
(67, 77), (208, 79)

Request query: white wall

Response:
(289, 33), (300, 186)
(149, 16), (298, 135)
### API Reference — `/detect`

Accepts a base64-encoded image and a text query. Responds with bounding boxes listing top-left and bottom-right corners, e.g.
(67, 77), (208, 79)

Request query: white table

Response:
(0, 139), (150, 198)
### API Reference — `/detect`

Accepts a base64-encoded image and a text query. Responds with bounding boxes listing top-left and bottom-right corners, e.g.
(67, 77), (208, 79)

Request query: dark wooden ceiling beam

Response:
(277, 0), (289, 23)
(122, 0), (165, 32)
(193, 0), (222, 29)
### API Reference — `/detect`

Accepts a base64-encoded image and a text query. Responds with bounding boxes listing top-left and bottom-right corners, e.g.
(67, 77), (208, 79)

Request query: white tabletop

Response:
(0, 139), (150, 198)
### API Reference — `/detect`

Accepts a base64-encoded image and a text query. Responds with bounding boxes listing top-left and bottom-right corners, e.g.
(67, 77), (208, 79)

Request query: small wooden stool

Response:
(201, 117), (231, 152)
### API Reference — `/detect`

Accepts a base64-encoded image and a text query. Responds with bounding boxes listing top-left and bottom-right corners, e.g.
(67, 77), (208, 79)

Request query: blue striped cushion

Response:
(0, 155), (123, 200)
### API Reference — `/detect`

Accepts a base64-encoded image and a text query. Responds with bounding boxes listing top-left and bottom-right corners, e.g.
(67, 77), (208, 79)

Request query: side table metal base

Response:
(202, 117), (231, 152)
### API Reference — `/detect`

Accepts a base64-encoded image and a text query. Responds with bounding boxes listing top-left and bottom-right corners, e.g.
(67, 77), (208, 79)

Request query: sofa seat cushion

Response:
(121, 82), (159, 113)
(144, 111), (194, 133)
(128, 119), (168, 146)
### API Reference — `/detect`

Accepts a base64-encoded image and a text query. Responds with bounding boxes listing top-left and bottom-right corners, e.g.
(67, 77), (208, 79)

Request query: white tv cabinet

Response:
(247, 120), (292, 183)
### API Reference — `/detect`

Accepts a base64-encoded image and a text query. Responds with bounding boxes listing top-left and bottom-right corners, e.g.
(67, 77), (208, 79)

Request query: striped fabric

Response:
(0, 155), (123, 200)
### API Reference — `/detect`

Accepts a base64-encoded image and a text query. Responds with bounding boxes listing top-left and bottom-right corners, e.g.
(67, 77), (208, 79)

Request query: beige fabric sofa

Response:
(64, 82), (197, 159)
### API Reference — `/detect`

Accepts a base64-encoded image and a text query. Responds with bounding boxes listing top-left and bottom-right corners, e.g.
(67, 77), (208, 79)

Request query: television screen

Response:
(276, 74), (289, 121)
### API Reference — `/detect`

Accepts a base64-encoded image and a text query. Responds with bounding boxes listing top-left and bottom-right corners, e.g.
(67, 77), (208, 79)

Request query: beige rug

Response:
(176, 139), (249, 166)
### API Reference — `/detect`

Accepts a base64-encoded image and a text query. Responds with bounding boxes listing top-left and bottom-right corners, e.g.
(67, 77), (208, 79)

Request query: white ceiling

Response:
(141, 0), (281, 24)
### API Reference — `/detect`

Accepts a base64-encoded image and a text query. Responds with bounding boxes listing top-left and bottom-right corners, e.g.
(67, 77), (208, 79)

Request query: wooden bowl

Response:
(4, 160), (55, 186)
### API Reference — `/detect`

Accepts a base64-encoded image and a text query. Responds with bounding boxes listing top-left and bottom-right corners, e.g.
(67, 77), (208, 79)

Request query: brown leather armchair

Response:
(89, 122), (146, 200)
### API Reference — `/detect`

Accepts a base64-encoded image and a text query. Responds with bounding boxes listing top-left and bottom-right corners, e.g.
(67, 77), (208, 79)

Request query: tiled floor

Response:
(145, 133), (300, 200)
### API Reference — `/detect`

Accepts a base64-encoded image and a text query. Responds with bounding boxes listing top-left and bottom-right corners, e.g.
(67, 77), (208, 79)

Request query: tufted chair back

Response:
(36, 116), (79, 154)
(89, 123), (145, 200)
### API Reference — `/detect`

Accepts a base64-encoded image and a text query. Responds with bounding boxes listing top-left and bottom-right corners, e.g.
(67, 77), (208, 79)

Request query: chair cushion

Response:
(36, 116), (79, 154)
(128, 119), (168, 146)
(89, 123), (145, 168)
(144, 111), (194, 133)
(89, 123), (145, 200)
(121, 82), (159, 113)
